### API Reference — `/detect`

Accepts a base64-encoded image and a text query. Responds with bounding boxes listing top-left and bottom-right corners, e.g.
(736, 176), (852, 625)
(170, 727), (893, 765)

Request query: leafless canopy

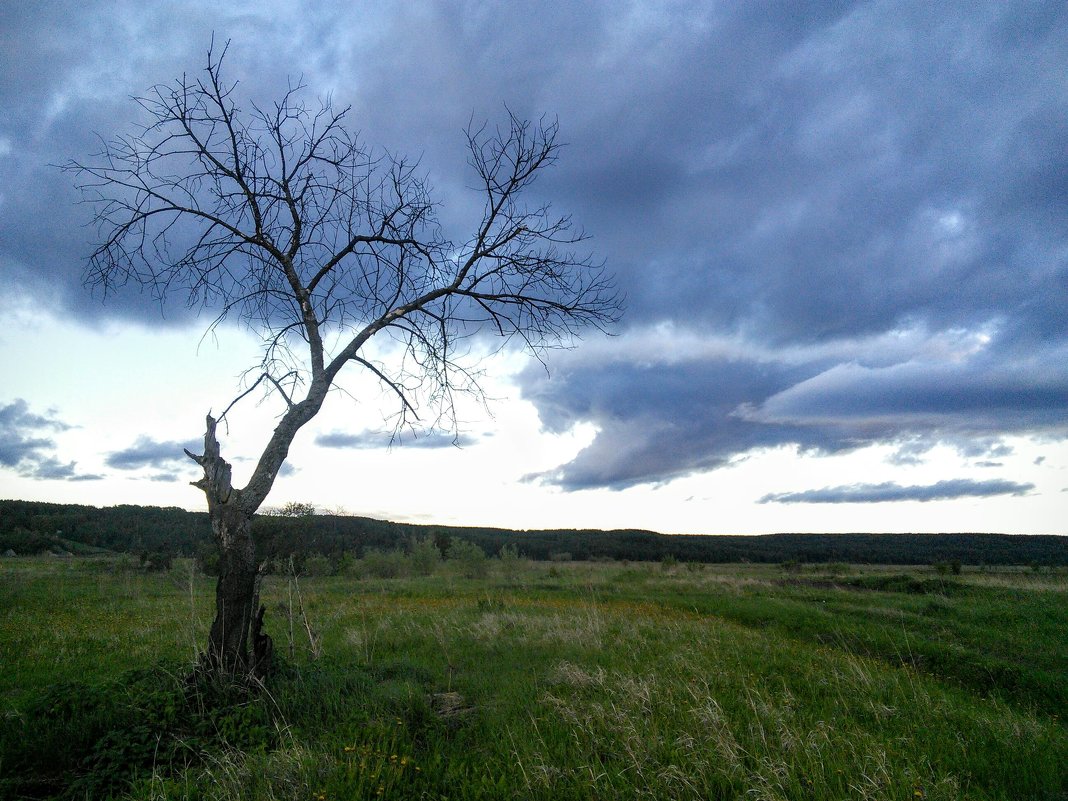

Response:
(66, 41), (620, 676)
(66, 42), (619, 443)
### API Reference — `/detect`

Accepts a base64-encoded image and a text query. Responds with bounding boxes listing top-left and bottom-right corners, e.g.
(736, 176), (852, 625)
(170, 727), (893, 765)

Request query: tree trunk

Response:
(187, 393), (326, 680)
(206, 504), (261, 676)
(188, 415), (273, 681)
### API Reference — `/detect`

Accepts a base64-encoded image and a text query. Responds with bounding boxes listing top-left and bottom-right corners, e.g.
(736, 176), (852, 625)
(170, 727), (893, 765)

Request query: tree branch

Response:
(67, 47), (621, 518)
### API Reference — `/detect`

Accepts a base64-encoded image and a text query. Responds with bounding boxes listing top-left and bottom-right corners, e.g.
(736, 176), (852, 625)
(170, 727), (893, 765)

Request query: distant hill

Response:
(1, 499), (1065, 566)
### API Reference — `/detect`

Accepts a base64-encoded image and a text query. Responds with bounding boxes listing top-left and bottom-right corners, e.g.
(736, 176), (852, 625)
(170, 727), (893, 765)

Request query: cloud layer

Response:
(0, 399), (99, 481)
(315, 430), (478, 450)
(105, 436), (201, 482)
(760, 479), (1035, 505)
(1, 1), (1064, 496)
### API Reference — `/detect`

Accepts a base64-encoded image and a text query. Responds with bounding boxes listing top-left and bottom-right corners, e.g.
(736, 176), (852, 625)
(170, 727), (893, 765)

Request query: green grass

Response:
(0, 557), (1065, 800)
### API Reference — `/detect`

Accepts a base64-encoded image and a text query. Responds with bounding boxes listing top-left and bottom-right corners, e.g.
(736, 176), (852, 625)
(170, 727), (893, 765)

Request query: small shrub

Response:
(549, 551), (572, 562)
(362, 548), (407, 579)
(448, 539), (488, 579)
(408, 536), (441, 577)
(113, 553), (139, 573)
(168, 557), (198, 582)
(302, 553), (333, 577)
(498, 543), (522, 582)
(140, 550), (174, 572)
(661, 554), (677, 571)
(337, 550), (359, 575)
(0, 665), (278, 800)
(934, 561), (963, 576)
(194, 541), (220, 576)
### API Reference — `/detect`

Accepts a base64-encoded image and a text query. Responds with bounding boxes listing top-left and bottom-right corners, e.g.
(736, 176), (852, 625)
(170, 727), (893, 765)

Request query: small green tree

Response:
(433, 531), (453, 559)
(362, 548), (407, 579)
(409, 536), (441, 577)
(275, 502), (317, 518)
(140, 550), (174, 572)
(498, 543), (522, 583)
(337, 551), (358, 575)
(302, 552), (333, 577)
(448, 539), (488, 580)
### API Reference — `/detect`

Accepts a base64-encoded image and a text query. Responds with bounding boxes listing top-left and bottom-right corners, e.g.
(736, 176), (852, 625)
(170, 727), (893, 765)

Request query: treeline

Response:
(1, 499), (1066, 566)
(0, 501), (208, 557)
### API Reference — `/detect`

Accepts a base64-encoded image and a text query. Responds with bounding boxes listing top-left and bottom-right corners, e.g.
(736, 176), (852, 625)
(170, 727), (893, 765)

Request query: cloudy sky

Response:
(1, 1), (1066, 534)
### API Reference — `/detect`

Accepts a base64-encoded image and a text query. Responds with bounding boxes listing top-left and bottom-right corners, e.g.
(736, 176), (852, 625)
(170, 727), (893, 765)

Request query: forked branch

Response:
(68, 39), (621, 517)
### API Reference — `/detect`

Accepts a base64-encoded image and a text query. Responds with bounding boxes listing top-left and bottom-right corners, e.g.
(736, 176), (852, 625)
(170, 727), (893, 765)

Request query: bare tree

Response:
(65, 42), (619, 678)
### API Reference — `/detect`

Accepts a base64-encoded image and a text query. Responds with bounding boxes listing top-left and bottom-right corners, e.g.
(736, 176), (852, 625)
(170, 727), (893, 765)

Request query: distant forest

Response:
(1, 499), (1065, 568)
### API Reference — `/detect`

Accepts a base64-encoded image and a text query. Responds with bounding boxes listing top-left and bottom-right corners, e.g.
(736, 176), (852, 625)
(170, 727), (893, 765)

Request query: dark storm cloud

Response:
(521, 331), (1068, 490)
(148, 473), (181, 483)
(316, 430), (477, 450)
(760, 478), (1035, 505)
(513, 1), (1068, 490)
(0, 399), (99, 480)
(68, 472), (105, 482)
(105, 436), (201, 471)
(31, 456), (79, 480)
(0, 399), (70, 463)
(0, 1), (307, 323)
(3, 1), (1066, 490)
(315, 432), (372, 449)
(522, 352), (827, 490)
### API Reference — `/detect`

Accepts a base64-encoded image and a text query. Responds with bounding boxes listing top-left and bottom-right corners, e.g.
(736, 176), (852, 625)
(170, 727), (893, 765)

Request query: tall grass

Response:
(0, 556), (1064, 800)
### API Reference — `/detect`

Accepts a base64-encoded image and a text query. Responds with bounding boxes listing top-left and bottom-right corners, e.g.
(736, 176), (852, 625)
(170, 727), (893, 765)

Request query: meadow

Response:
(1, 554), (1065, 800)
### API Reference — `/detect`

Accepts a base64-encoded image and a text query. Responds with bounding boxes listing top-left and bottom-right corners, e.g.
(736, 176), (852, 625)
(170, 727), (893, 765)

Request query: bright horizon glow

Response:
(1, 306), (1064, 536)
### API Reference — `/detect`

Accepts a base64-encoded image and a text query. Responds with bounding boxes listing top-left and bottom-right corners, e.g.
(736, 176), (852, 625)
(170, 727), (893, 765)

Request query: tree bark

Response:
(206, 504), (259, 675)
(187, 415), (273, 680)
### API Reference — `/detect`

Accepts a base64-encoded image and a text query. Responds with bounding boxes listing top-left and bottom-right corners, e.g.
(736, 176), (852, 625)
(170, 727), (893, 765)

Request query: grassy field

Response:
(1, 556), (1065, 800)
